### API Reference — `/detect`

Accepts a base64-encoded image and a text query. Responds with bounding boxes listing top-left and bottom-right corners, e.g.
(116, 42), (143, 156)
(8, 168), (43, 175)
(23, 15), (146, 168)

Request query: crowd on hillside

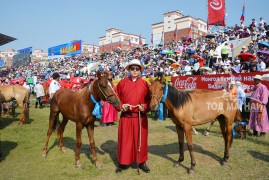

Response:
(0, 17), (268, 84)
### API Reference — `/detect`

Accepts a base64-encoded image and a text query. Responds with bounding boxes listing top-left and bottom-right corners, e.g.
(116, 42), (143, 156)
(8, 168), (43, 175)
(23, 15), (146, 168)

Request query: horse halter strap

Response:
(97, 81), (116, 101)
(151, 84), (168, 105)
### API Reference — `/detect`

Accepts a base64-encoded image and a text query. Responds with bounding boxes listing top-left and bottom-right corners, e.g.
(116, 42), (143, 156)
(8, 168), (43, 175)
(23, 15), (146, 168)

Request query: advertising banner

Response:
(208, 0), (226, 26)
(48, 40), (81, 59)
(17, 47), (32, 54)
(171, 72), (269, 93)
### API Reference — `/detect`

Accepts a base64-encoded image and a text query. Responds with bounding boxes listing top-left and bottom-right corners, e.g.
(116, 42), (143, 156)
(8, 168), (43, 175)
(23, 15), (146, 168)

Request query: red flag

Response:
(208, 0), (226, 26)
(139, 34), (142, 45)
(110, 40), (113, 51)
(129, 38), (132, 47)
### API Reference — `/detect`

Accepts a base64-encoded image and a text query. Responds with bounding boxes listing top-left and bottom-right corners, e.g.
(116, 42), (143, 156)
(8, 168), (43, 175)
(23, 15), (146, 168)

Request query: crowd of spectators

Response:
(0, 17), (268, 85)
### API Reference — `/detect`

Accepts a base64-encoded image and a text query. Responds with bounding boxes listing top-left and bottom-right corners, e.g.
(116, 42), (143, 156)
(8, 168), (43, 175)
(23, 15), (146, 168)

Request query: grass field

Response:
(0, 103), (269, 180)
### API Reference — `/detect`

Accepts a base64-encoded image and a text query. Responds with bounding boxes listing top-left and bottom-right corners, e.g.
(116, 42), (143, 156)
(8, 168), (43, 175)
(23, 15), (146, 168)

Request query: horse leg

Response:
(223, 118), (233, 164)
(217, 115), (230, 165)
(57, 116), (68, 153)
(75, 123), (83, 168)
(174, 124), (185, 167)
(204, 119), (217, 136)
(18, 102), (25, 125)
(42, 111), (59, 157)
(184, 124), (196, 175)
(86, 123), (102, 169)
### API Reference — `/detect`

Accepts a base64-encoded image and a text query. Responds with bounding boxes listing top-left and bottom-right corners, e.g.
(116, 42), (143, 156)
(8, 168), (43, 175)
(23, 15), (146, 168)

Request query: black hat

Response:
(52, 72), (60, 79)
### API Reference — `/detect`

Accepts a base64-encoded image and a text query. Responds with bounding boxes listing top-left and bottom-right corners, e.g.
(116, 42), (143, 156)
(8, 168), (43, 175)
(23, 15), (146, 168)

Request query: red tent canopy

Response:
(238, 53), (256, 61)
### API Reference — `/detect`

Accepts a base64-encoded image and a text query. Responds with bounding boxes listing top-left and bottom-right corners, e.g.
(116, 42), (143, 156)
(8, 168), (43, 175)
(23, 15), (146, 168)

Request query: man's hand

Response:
(138, 104), (145, 112)
(121, 104), (128, 112)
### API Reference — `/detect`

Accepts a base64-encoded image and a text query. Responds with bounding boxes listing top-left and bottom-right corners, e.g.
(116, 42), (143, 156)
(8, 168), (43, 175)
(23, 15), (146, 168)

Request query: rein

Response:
(97, 81), (117, 103)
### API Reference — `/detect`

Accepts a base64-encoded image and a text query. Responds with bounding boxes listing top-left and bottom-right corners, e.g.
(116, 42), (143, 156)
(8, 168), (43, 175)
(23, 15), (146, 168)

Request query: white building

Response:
(99, 28), (146, 52)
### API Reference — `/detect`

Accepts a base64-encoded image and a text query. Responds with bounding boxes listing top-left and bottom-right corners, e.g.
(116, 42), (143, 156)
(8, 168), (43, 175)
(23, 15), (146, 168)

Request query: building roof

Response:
(0, 33), (16, 46)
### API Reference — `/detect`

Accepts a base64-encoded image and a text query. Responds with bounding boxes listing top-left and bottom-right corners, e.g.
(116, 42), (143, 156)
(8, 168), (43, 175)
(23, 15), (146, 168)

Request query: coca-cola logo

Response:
(174, 77), (197, 90)
(209, 0), (223, 10)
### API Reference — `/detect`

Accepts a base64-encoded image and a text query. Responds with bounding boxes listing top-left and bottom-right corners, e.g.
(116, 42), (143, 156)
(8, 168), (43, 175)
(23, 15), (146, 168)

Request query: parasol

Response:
(262, 74), (269, 81)
(166, 58), (176, 63)
(205, 34), (216, 38)
(170, 63), (182, 69)
(238, 53), (256, 61)
(258, 41), (269, 48)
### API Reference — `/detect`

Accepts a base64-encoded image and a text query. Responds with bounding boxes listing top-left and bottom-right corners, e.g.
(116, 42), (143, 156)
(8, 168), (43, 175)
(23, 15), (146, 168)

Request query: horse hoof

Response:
(188, 169), (195, 176)
(60, 147), (66, 153)
(174, 162), (181, 167)
(75, 161), (82, 169)
(42, 153), (47, 158)
(221, 160), (228, 166)
(204, 132), (209, 136)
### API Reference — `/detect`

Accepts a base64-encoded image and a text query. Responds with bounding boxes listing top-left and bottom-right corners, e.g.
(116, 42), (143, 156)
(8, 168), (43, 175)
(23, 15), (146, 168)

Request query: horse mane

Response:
(167, 84), (192, 109)
(154, 72), (192, 109)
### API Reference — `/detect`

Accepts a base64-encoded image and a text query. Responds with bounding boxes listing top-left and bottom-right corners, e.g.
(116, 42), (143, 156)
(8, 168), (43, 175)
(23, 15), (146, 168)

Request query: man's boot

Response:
(40, 102), (43, 109)
(139, 162), (150, 173)
(35, 102), (38, 108)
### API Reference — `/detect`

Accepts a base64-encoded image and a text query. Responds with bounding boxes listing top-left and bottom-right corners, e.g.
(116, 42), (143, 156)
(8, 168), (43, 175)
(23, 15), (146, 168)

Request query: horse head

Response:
(149, 72), (166, 111)
(95, 70), (120, 108)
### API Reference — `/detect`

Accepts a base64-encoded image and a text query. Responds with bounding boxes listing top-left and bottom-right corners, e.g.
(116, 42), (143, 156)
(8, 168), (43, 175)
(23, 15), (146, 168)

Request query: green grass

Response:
(0, 105), (269, 180)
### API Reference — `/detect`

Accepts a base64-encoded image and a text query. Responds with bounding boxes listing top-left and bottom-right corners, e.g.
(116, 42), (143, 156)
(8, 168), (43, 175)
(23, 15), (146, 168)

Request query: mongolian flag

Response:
(240, 3), (246, 22)
(208, 0), (226, 26)
(139, 34), (142, 45)
(118, 38), (122, 48)
(92, 44), (95, 53)
(102, 45), (104, 52)
(174, 24), (177, 38)
(110, 40), (113, 51)
(129, 38), (132, 47)
(207, 19), (209, 30)
(189, 20), (193, 34)
(160, 27), (164, 44)
(151, 32), (153, 44)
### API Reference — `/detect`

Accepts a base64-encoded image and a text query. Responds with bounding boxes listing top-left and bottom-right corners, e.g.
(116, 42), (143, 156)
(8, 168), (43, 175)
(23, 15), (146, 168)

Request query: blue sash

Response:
(158, 84), (168, 121)
(90, 94), (103, 120)
(232, 122), (247, 138)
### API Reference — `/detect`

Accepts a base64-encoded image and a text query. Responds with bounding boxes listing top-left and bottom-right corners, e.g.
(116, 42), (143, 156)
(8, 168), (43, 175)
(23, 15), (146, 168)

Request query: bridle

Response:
(150, 88), (164, 106)
(97, 80), (118, 104)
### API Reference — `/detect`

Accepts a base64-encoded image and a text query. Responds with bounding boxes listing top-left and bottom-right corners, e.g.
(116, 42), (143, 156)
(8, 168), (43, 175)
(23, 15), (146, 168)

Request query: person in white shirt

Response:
(49, 72), (61, 99)
(34, 82), (45, 108)
(184, 62), (192, 75)
(257, 58), (266, 71)
(23, 82), (31, 93)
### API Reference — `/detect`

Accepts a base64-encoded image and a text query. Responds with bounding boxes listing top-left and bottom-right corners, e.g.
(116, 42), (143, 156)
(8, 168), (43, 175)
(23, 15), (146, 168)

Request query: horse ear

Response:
(97, 71), (101, 79)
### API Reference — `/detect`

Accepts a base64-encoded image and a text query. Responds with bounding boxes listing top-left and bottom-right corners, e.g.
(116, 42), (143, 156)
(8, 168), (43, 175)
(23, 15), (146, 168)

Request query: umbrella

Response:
(185, 35), (192, 41)
(165, 51), (173, 55)
(205, 33), (216, 38)
(166, 58), (176, 63)
(257, 50), (269, 55)
(262, 74), (269, 81)
(142, 44), (148, 46)
(170, 63), (182, 69)
(189, 59), (194, 63)
(238, 53), (256, 61)
(191, 54), (203, 59)
(200, 67), (212, 71)
(258, 41), (269, 48)
(181, 60), (189, 65)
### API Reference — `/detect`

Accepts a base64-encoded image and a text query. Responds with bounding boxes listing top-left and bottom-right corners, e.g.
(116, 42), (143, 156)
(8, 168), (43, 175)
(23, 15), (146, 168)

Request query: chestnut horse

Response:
(42, 82), (50, 107)
(42, 71), (120, 169)
(0, 85), (29, 124)
(149, 74), (238, 175)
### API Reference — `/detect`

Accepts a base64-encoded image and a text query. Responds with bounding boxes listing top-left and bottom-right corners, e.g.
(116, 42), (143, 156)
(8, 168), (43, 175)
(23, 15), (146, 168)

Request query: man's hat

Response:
(253, 74), (262, 80)
(125, 59), (144, 71)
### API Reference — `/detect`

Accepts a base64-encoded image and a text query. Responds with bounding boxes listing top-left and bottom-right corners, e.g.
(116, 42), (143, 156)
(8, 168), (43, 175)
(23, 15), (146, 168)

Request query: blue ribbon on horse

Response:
(232, 122), (247, 138)
(90, 94), (103, 119)
(158, 84), (168, 121)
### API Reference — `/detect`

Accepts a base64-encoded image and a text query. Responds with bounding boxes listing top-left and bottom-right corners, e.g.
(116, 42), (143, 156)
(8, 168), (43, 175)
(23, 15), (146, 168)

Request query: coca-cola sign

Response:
(173, 77), (197, 90)
(171, 72), (269, 92)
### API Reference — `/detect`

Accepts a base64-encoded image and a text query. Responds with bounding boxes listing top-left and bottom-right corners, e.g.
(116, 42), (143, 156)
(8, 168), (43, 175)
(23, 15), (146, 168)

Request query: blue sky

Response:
(1, 0), (267, 51)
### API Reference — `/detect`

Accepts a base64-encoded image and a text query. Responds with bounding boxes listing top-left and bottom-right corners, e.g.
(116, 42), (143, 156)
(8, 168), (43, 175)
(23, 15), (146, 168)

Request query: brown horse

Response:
(0, 85), (29, 125)
(42, 71), (120, 169)
(149, 74), (238, 175)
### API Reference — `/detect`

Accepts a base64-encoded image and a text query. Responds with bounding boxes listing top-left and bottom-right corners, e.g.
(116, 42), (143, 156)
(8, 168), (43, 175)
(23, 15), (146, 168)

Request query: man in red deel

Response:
(115, 59), (150, 174)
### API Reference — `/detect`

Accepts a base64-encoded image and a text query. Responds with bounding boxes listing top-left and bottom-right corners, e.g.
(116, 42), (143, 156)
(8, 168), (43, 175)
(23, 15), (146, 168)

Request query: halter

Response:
(97, 81), (117, 103)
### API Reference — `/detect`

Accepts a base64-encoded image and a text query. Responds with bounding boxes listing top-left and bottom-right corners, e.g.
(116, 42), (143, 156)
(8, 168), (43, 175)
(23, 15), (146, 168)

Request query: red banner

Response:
(171, 72), (269, 93)
(208, 0), (226, 26)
